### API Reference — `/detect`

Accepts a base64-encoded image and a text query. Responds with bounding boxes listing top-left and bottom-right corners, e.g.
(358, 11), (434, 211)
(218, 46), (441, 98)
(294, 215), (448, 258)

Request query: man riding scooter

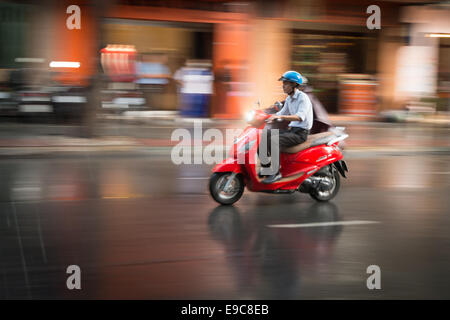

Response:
(262, 71), (313, 184)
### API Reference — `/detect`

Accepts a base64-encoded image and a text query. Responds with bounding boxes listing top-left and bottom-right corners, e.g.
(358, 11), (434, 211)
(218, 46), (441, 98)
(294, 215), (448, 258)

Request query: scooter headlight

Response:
(245, 110), (255, 123)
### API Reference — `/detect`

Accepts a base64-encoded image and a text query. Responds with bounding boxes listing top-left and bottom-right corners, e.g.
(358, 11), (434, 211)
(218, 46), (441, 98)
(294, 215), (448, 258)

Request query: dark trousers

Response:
(261, 127), (309, 171)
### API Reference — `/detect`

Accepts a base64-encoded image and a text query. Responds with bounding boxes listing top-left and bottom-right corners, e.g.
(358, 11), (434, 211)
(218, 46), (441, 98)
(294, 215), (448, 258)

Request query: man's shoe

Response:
(262, 172), (282, 184)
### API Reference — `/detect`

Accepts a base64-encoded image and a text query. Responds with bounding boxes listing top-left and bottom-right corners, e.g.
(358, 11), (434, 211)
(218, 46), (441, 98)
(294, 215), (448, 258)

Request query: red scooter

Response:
(209, 106), (348, 205)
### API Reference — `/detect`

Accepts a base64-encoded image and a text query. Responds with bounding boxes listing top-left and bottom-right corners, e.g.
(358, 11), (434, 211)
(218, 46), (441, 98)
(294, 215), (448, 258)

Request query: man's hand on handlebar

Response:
(266, 115), (284, 123)
(267, 114), (302, 123)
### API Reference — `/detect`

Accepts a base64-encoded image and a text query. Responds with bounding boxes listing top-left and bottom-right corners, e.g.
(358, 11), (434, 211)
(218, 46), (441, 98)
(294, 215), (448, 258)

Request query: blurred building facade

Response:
(0, 0), (449, 118)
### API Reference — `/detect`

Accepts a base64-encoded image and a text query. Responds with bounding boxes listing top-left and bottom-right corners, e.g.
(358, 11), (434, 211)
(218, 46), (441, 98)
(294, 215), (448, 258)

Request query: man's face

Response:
(282, 81), (296, 94)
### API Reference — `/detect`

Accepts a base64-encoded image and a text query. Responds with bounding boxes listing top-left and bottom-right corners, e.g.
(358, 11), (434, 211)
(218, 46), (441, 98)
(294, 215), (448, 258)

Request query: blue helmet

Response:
(278, 71), (303, 85)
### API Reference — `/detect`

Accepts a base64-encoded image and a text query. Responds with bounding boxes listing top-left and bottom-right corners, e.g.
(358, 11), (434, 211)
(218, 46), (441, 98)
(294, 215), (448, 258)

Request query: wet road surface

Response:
(1, 152), (449, 299)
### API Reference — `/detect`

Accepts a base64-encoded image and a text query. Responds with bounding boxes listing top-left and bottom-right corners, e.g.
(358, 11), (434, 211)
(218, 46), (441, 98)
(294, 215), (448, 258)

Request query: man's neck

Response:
(289, 88), (297, 97)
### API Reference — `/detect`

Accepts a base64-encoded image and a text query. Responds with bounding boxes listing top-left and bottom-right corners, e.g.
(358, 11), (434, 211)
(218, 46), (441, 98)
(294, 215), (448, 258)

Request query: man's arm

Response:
(268, 113), (301, 123)
(270, 94), (310, 122)
(267, 104), (290, 123)
(288, 94), (310, 122)
(276, 114), (302, 122)
(276, 104), (289, 116)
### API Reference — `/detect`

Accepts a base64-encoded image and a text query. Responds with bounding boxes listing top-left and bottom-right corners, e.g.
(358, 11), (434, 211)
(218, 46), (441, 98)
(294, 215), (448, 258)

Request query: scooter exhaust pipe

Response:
(298, 178), (313, 193)
(298, 177), (333, 193)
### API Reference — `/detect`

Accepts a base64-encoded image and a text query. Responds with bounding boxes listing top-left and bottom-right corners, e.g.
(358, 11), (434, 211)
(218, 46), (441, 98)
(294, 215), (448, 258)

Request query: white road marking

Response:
(267, 220), (380, 228)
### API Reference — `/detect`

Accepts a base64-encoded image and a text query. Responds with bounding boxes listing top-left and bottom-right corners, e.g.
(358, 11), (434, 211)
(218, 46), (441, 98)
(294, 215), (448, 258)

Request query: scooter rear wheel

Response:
(209, 172), (244, 205)
(309, 169), (340, 202)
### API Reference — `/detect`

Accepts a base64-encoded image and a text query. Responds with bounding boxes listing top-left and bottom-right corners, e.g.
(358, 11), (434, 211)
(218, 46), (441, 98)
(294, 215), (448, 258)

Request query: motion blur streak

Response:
(0, 0), (449, 300)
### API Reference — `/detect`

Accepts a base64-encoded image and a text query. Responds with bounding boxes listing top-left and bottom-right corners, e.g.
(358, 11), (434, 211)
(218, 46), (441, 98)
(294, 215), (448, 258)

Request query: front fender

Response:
(212, 158), (245, 174)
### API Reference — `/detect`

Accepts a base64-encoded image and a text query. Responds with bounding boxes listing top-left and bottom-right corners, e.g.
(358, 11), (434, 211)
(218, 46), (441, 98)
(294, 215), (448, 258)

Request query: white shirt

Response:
(173, 67), (214, 94)
(276, 89), (313, 130)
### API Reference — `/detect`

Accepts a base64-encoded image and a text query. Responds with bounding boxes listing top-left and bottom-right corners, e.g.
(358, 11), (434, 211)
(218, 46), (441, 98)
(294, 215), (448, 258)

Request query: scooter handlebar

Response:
(265, 117), (285, 123)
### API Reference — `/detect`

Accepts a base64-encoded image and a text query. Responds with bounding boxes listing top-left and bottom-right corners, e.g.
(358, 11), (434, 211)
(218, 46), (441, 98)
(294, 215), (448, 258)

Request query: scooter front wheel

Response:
(209, 172), (244, 205)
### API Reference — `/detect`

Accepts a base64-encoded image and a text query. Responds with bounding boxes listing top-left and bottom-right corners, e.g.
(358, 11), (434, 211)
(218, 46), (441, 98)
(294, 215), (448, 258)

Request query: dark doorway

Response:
(192, 31), (213, 60)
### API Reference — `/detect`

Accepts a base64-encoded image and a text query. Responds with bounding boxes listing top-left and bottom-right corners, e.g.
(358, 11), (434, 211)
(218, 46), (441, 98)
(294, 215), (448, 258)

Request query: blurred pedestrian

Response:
(175, 60), (214, 117)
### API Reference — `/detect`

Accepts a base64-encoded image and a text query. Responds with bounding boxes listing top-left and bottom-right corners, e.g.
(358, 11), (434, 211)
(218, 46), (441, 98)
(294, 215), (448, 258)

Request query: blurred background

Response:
(0, 0), (448, 123)
(0, 0), (449, 300)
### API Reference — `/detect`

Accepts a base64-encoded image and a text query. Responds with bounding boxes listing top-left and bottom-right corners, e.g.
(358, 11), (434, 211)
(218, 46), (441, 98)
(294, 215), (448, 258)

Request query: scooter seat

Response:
(282, 131), (335, 153)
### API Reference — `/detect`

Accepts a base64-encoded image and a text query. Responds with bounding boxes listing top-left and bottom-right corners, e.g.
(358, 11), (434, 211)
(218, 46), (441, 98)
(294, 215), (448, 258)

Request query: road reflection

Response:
(208, 202), (343, 299)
